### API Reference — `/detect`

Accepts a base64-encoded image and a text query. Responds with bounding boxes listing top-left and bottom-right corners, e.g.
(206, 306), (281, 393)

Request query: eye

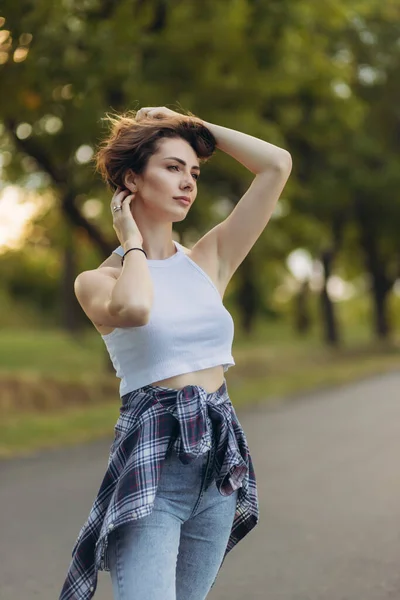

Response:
(167, 165), (199, 181)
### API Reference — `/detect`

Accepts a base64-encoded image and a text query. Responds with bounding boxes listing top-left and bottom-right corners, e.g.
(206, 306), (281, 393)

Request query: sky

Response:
(0, 185), (46, 252)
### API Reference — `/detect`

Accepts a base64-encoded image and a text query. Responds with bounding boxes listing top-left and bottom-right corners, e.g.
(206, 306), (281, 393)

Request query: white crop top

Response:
(101, 240), (235, 396)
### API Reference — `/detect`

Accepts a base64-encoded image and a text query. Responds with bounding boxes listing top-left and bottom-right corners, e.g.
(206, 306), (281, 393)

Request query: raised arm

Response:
(196, 119), (292, 287)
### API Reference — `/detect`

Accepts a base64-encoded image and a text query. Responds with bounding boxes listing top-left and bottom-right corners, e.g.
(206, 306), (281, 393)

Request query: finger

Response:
(111, 204), (122, 217)
(110, 188), (129, 206)
(111, 193), (134, 214)
(110, 192), (129, 215)
(111, 187), (121, 203)
(137, 107), (156, 120)
(121, 193), (135, 208)
(111, 202), (123, 215)
(118, 189), (131, 202)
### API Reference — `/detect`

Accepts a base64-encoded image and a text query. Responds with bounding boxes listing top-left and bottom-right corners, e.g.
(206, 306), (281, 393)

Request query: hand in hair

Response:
(135, 106), (203, 124)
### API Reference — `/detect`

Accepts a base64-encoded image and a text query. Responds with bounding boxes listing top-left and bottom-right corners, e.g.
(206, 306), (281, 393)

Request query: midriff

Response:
(149, 365), (225, 394)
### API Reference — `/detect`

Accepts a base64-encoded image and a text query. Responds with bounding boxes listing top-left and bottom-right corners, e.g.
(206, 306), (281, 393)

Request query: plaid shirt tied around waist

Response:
(59, 379), (259, 599)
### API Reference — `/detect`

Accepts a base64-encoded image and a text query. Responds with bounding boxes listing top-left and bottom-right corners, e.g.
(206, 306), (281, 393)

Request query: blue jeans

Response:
(107, 417), (238, 600)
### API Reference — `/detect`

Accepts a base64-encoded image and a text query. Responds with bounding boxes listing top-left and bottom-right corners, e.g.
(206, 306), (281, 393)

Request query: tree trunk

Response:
(354, 196), (393, 340)
(294, 279), (311, 335)
(60, 226), (82, 334)
(319, 248), (340, 346)
(371, 283), (391, 339)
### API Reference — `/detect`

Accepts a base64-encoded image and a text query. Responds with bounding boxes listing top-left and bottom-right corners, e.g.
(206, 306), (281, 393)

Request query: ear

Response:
(123, 169), (138, 192)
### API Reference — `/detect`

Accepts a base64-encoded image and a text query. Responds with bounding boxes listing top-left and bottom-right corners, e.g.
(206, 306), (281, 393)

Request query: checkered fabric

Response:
(59, 380), (259, 599)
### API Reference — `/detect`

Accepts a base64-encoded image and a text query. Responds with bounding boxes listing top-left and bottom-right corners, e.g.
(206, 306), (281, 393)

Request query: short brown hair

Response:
(95, 110), (217, 191)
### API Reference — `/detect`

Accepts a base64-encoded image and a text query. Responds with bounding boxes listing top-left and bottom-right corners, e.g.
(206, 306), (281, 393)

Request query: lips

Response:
(174, 196), (191, 205)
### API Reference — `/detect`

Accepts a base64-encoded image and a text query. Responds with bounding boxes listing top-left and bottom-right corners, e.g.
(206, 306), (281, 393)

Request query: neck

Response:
(131, 200), (178, 260)
(142, 238), (176, 260)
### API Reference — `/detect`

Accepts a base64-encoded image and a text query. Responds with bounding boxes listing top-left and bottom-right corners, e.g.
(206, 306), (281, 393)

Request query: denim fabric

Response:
(59, 380), (258, 600)
(107, 417), (238, 600)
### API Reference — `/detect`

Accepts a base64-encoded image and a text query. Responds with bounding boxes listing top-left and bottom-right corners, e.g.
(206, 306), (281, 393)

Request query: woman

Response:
(59, 106), (292, 600)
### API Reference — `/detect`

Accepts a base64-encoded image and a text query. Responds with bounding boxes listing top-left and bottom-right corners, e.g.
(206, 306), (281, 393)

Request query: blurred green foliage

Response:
(0, 0), (399, 342)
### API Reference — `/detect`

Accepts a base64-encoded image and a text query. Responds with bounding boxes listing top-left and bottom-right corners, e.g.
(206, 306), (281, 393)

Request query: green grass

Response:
(0, 315), (399, 459)
(0, 403), (119, 459)
(0, 329), (103, 377)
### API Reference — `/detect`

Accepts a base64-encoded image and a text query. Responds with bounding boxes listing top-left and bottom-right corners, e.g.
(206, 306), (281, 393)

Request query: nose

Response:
(180, 173), (194, 191)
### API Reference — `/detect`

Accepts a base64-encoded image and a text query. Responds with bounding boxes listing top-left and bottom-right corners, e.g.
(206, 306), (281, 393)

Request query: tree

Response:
(1, 0), (397, 343)
(344, 6), (400, 339)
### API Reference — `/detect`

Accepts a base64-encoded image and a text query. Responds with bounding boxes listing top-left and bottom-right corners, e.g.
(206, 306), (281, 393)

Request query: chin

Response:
(168, 205), (190, 222)
(171, 213), (187, 223)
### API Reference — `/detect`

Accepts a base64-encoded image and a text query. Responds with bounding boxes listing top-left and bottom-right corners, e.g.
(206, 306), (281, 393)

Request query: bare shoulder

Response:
(76, 265), (118, 284)
(74, 266), (119, 299)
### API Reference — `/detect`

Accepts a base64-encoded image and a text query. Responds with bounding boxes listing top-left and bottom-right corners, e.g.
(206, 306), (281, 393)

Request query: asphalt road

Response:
(1, 371), (400, 600)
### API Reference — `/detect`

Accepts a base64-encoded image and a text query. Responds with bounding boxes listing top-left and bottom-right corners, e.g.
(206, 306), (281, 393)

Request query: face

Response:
(126, 137), (200, 222)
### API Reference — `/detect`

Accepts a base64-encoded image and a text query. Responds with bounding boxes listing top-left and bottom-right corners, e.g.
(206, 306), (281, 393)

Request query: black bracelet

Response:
(121, 247), (148, 264)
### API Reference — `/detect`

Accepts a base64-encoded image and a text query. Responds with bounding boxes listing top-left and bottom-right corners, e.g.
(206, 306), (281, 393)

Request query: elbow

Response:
(127, 307), (150, 326)
(259, 151), (292, 178)
(276, 150), (292, 175)
(109, 303), (151, 326)
(135, 307), (151, 326)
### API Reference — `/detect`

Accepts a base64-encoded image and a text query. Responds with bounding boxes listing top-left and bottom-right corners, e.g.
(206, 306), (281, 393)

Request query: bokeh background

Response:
(0, 0), (399, 458)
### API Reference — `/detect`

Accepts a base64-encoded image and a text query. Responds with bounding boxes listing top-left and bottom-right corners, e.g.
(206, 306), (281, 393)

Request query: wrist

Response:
(121, 247), (147, 264)
(200, 120), (219, 147)
(200, 119), (213, 130)
(123, 239), (143, 253)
